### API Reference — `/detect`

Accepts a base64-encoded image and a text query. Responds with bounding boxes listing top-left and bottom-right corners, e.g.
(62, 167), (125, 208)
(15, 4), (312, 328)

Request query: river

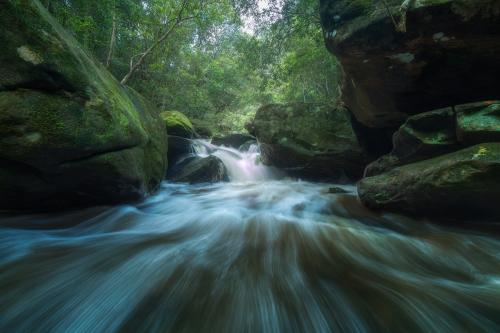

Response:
(1, 140), (499, 332)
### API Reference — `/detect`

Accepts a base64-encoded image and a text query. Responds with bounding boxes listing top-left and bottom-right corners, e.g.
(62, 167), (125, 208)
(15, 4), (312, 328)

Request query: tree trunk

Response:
(120, 0), (192, 85)
(105, 13), (117, 68)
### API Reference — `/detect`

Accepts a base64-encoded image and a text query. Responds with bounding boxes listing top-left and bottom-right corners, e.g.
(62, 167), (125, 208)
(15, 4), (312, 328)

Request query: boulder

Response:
(456, 101), (500, 144)
(251, 103), (370, 180)
(0, 1), (168, 210)
(365, 107), (459, 176)
(365, 102), (500, 176)
(212, 133), (256, 149)
(160, 111), (194, 164)
(358, 143), (500, 220)
(320, 0), (500, 127)
(238, 140), (258, 152)
(168, 156), (229, 184)
(160, 111), (194, 139)
(191, 119), (214, 138)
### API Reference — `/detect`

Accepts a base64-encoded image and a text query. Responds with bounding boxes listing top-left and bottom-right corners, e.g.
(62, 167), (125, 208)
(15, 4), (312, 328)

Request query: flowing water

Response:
(1, 140), (500, 333)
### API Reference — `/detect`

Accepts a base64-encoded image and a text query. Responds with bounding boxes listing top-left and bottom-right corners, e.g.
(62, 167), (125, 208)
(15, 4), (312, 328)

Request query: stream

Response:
(1, 141), (500, 332)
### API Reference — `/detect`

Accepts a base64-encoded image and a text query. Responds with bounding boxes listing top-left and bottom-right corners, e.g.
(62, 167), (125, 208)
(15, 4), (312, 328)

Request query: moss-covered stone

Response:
(0, 1), (168, 210)
(365, 107), (459, 176)
(250, 103), (370, 181)
(364, 102), (500, 176)
(159, 111), (195, 165)
(160, 111), (194, 138)
(358, 143), (500, 220)
(456, 101), (500, 144)
(212, 134), (255, 149)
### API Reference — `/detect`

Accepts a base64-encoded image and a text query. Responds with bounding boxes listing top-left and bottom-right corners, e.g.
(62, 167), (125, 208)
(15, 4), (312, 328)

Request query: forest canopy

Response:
(43, 0), (339, 134)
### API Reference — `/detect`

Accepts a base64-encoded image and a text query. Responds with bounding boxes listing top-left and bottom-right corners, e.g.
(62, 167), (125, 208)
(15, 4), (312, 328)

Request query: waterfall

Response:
(190, 139), (279, 182)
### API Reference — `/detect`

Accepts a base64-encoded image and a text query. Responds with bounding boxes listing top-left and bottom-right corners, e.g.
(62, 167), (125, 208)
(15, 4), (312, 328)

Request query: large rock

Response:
(456, 101), (500, 144)
(0, 1), (168, 210)
(365, 107), (459, 176)
(365, 101), (500, 176)
(160, 111), (194, 164)
(212, 133), (256, 149)
(250, 103), (370, 180)
(191, 119), (214, 138)
(320, 0), (500, 127)
(358, 143), (500, 220)
(168, 156), (229, 184)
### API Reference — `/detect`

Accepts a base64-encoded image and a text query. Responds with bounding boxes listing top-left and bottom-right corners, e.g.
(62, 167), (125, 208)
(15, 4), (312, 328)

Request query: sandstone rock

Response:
(365, 107), (459, 176)
(212, 133), (256, 149)
(358, 143), (500, 220)
(0, 1), (168, 210)
(251, 103), (370, 180)
(320, 0), (500, 127)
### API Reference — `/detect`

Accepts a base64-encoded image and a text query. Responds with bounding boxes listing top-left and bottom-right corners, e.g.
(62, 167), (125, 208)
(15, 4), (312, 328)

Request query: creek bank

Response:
(0, 2), (168, 210)
(320, 0), (500, 221)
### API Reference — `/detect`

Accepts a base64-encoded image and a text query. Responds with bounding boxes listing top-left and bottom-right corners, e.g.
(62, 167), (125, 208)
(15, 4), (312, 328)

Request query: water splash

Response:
(190, 139), (279, 182)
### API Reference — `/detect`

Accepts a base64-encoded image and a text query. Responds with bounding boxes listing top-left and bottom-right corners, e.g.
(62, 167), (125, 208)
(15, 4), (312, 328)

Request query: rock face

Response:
(212, 133), (256, 149)
(365, 107), (458, 176)
(365, 101), (500, 176)
(250, 103), (370, 180)
(168, 156), (229, 184)
(0, 2), (168, 210)
(320, 0), (500, 127)
(358, 143), (500, 220)
(160, 111), (194, 164)
(456, 101), (500, 144)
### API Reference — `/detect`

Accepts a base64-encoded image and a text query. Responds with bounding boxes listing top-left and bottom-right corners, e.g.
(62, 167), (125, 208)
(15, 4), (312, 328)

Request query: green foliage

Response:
(45, 0), (341, 134)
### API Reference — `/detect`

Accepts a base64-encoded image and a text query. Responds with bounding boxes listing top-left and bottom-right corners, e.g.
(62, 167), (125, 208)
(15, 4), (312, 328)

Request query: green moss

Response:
(160, 111), (194, 138)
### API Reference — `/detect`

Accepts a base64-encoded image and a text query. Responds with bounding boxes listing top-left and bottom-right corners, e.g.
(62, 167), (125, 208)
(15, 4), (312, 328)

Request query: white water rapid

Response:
(1, 140), (500, 333)
(190, 139), (278, 182)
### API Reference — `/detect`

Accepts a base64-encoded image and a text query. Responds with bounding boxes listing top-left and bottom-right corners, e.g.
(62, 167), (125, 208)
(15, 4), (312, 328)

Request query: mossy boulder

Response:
(456, 101), (500, 144)
(365, 102), (500, 176)
(251, 103), (370, 181)
(320, 0), (500, 127)
(0, 1), (168, 210)
(168, 156), (229, 184)
(212, 133), (256, 149)
(160, 111), (195, 164)
(191, 119), (214, 138)
(358, 143), (500, 220)
(365, 108), (459, 176)
(160, 111), (194, 138)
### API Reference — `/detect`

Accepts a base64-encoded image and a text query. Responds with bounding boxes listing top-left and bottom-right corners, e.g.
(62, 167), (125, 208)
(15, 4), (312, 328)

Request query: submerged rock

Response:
(320, 0), (500, 127)
(251, 103), (370, 181)
(168, 156), (229, 184)
(0, 2), (168, 210)
(358, 143), (500, 220)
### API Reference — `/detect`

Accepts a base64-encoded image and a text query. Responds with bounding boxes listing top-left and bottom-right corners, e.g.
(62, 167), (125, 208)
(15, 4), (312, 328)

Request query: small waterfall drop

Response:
(190, 139), (278, 182)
